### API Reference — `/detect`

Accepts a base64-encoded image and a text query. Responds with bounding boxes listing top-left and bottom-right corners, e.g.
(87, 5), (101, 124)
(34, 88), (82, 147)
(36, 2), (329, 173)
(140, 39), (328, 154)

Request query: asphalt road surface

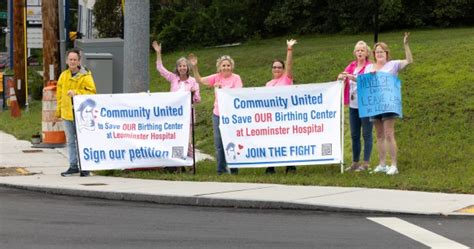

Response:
(0, 186), (472, 249)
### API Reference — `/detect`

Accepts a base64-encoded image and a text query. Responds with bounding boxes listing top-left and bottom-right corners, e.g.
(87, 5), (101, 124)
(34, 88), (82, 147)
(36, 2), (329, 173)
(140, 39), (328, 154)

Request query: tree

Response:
(93, 0), (123, 38)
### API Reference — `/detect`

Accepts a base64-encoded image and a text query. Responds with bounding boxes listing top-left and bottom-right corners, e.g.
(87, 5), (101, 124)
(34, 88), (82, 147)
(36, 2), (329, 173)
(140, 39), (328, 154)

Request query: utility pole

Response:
(123, 0), (149, 93)
(42, 0), (60, 84)
(13, 0), (27, 107)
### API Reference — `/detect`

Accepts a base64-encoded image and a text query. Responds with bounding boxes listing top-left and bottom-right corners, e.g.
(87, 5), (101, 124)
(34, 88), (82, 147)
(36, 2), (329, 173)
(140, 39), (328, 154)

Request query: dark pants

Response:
(213, 115), (238, 174)
(349, 108), (373, 162)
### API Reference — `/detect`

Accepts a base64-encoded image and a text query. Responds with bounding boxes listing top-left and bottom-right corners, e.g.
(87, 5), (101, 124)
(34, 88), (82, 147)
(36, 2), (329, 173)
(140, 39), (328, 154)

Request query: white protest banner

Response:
(73, 92), (192, 170)
(216, 82), (342, 168)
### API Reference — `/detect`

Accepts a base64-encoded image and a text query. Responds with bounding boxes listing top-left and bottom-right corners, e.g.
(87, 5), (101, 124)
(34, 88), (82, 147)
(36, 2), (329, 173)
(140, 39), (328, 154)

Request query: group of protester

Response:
(55, 33), (412, 177)
(338, 32), (413, 175)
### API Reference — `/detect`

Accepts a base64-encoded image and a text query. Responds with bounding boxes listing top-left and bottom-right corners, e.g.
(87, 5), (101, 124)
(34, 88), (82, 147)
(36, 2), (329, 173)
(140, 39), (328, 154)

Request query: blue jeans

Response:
(63, 120), (78, 169)
(349, 108), (373, 162)
(213, 115), (238, 174)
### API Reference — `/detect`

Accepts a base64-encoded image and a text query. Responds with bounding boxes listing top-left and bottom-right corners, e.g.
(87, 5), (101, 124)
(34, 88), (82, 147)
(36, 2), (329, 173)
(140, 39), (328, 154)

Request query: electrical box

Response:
(83, 53), (113, 94)
(75, 38), (124, 93)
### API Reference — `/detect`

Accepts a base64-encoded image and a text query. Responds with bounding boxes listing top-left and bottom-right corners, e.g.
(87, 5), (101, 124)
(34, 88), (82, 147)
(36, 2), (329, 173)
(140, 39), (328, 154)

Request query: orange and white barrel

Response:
(42, 81), (66, 144)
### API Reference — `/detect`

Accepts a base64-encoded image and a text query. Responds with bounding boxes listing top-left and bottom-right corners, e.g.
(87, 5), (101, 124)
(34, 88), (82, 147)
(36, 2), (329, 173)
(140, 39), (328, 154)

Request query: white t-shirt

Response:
(177, 80), (186, 91)
(349, 70), (362, 109)
(364, 60), (402, 76)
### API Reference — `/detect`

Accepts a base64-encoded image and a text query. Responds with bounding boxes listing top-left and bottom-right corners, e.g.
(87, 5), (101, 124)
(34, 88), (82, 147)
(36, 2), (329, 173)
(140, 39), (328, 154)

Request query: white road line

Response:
(367, 217), (470, 249)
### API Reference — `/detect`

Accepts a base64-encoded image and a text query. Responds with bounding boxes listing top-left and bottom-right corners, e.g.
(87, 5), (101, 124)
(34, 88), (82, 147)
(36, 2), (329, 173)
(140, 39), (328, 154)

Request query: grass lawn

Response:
(1, 28), (473, 194)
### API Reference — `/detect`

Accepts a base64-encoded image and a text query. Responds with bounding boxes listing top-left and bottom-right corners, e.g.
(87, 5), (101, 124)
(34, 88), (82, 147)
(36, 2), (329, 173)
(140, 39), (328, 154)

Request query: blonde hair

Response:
(216, 55), (235, 72)
(353, 40), (371, 60)
(373, 42), (391, 61)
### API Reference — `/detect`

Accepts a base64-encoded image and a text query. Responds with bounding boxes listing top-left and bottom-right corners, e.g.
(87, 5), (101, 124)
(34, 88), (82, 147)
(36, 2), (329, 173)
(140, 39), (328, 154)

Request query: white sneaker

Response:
(371, 165), (388, 173)
(386, 165), (399, 175)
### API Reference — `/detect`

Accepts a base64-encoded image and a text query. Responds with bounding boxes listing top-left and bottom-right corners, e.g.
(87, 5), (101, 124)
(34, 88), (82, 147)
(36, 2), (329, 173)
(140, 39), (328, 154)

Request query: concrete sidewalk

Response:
(1, 131), (473, 216)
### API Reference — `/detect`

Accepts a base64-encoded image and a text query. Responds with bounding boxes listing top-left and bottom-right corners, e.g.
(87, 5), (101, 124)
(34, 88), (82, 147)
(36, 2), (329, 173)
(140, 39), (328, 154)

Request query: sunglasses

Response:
(272, 66), (283, 69)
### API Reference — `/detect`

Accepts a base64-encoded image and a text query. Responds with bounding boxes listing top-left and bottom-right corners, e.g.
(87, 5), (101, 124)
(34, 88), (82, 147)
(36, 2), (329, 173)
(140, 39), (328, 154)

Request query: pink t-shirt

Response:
(207, 73), (243, 115)
(265, 74), (293, 87)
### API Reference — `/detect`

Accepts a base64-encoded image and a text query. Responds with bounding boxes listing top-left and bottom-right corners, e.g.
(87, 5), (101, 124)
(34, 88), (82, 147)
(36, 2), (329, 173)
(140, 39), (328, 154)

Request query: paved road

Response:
(1, 187), (472, 249)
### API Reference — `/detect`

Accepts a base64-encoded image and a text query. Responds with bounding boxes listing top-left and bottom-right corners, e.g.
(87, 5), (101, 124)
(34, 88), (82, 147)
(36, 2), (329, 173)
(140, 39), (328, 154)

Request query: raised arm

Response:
(285, 39), (297, 78)
(152, 41), (175, 82)
(399, 32), (413, 70)
(188, 53), (211, 86)
(152, 41), (163, 63)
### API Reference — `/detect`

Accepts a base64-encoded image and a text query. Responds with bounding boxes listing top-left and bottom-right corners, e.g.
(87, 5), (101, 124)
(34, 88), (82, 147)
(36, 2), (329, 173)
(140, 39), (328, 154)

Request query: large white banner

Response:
(216, 82), (342, 168)
(73, 92), (192, 170)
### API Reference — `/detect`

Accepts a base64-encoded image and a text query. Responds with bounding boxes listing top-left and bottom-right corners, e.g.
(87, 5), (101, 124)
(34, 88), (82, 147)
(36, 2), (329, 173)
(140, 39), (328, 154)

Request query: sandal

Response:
(345, 162), (360, 172)
(355, 162), (369, 171)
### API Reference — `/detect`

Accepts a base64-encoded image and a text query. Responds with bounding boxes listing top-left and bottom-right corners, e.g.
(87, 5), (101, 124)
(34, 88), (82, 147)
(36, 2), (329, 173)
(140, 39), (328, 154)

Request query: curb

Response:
(3, 182), (468, 217)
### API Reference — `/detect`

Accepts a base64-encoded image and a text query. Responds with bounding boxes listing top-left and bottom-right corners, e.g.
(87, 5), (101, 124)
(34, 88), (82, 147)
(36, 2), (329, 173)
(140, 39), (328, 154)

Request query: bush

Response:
(143, 0), (474, 50)
(155, 1), (250, 50)
(432, 0), (474, 26)
(28, 68), (43, 101)
(93, 0), (123, 38)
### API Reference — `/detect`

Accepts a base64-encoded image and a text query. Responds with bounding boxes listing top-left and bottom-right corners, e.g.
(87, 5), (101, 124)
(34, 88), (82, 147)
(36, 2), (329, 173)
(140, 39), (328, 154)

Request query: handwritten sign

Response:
(357, 72), (402, 118)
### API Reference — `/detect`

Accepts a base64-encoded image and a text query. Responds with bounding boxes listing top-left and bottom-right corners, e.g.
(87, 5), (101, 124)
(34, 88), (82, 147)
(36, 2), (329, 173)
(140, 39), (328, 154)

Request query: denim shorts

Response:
(370, 112), (400, 121)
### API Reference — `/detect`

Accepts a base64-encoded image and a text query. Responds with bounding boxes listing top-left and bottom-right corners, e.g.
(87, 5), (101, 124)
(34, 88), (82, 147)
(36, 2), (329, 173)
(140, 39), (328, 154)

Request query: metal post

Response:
(374, 0), (379, 43)
(58, 0), (66, 71)
(71, 98), (83, 174)
(340, 80), (345, 174)
(191, 93), (196, 175)
(65, 0), (70, 48)
(123, 0), (149, 93)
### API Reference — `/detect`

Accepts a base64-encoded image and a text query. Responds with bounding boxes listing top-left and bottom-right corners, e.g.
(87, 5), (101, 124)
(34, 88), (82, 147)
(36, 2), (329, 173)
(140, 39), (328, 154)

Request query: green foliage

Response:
(92, 0), (123, 38)
(147, 0), (474, 50)
(154, 1), (250, 50)
(379, 0), (404, 30)
(264, 0), (321, 35)
(432, 0), (474, 26)
(27, 67), (43, 101)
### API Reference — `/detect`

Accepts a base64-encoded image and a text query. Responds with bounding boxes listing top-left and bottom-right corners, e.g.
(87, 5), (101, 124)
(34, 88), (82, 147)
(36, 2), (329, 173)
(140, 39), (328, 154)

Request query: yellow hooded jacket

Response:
(55, 67), (96, 121)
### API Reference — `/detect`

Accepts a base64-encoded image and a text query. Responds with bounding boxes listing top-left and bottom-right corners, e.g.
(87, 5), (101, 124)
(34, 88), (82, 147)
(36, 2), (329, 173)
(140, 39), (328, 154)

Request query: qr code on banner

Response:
(322, 143), (332, 156)
(172, 146), (185, 159)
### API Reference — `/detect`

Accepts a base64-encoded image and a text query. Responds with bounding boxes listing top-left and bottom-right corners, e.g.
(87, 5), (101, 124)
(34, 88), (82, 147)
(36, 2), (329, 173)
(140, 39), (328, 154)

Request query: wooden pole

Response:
(13, 0), (26, 107)
(42, 0), (60, 84)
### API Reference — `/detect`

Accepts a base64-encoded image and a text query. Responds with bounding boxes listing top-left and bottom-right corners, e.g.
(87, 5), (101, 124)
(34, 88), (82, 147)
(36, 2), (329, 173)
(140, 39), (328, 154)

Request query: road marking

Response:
(367, 217), (470, 249)
(456, 205), (474, 214)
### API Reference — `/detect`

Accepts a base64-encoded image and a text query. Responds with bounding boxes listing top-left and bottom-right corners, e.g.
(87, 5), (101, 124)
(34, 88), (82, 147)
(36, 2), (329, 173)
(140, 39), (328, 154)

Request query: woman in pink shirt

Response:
(188, 54), (243, 175)
(153, 41), (201, 102)
(265, 39), (297, 174)
(337, 41), (373, 172)
(152, 41), (200, 165)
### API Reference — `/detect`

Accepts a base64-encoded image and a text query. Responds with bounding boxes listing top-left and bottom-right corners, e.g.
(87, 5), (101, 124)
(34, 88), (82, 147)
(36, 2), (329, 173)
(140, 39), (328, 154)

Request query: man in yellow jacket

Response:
(56, 48), (96, 177)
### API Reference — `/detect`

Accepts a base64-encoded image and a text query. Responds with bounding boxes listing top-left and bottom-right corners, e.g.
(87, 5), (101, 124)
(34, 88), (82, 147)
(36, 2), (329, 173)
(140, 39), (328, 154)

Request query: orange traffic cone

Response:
(7, 79), (21, 118)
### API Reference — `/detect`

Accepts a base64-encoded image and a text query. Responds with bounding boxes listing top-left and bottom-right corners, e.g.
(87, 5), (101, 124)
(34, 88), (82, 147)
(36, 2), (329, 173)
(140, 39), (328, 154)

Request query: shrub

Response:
(27, 68), (44, 101)
(93, 0), (123, 38)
